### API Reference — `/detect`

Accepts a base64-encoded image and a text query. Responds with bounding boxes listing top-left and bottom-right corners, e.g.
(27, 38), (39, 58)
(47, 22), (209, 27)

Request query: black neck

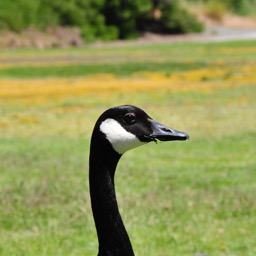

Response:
(89, 134), (135, 256)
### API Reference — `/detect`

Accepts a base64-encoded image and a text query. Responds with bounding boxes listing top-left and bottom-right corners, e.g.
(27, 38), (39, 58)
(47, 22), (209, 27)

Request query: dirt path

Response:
(94, 26), (256, 47)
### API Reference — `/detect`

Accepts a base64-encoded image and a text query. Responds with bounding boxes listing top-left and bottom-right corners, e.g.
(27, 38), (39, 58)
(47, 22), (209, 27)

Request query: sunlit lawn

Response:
(0, 41), (255, 256)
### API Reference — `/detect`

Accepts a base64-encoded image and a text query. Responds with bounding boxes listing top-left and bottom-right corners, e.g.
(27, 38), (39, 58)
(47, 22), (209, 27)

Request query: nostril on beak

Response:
(162, 127), (172, 133)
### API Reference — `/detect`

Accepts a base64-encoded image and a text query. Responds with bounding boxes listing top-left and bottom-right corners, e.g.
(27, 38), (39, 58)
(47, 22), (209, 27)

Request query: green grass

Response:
(1, 41), (256, 78)
(0, 61), (209, 78)
(0, 41), (256, 256)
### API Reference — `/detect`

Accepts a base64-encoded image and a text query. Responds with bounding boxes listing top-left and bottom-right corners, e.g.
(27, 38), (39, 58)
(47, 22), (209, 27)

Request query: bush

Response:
(160, 1), (204, 33)
(185, 0), (256, 15)
(205, 0), (227, 21)
(227, 0), (256, 15)
(0, 0), (204, 43)
(0, 0), (40, 31)
(102, 0), (152, 39)
(139, 0), (204, 34)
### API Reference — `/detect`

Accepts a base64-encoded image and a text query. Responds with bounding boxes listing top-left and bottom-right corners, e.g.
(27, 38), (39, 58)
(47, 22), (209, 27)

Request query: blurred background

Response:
(0, 0), (256, 47)
(0, 0), (255, 255)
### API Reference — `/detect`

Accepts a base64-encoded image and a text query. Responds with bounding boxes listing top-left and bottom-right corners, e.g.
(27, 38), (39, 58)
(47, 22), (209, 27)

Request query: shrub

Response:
(227, 0), (256, 15)
(205, 0), (227, 21)
(140, 0), (204, 34)
(0, 0), (40, 31)
(160, 1), (204, 33)
(0, 0), (204, 43)
(102, 0), (152, 39)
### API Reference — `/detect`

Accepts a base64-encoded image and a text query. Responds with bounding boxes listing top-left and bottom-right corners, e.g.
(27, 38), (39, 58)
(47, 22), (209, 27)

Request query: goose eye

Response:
(123, 113), (136, 125)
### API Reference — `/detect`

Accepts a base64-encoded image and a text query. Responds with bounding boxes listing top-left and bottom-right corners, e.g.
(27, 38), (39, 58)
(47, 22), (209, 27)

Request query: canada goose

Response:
(89, 105), (189, 256)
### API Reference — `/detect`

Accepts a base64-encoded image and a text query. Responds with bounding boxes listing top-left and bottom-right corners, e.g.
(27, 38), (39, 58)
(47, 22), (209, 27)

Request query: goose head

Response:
(89, 105), (189, 255)
(93, 105), (189, 155)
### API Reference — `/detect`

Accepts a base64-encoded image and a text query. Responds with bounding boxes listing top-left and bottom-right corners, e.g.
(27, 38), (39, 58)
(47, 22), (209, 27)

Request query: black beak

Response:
(149, 120), (189, 141)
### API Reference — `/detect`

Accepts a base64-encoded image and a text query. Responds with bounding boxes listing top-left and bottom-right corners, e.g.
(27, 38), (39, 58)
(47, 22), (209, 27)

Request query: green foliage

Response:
(102, 0), (152, 39)
(205, 0), (227, 20)
(0, 0), (254, 43)
(78, 0), (118, 42)
(0, 0), (203, 42)
(227, 0), (256, 15)
(159, 0), (204, 33)
(186, 0), (256, 15)
(38, 0), (110, 41)
(0, 0), (40, 31)
(36, 4), (59, 29)
(137, 0), (204, 34)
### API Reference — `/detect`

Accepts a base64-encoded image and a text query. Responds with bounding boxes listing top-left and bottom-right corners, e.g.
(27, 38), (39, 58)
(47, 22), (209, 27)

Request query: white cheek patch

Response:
(100, 118), (146, 154)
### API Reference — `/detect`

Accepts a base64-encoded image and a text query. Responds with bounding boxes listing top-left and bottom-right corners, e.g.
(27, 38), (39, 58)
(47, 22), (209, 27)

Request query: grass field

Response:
(0, 41), (255, 256)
